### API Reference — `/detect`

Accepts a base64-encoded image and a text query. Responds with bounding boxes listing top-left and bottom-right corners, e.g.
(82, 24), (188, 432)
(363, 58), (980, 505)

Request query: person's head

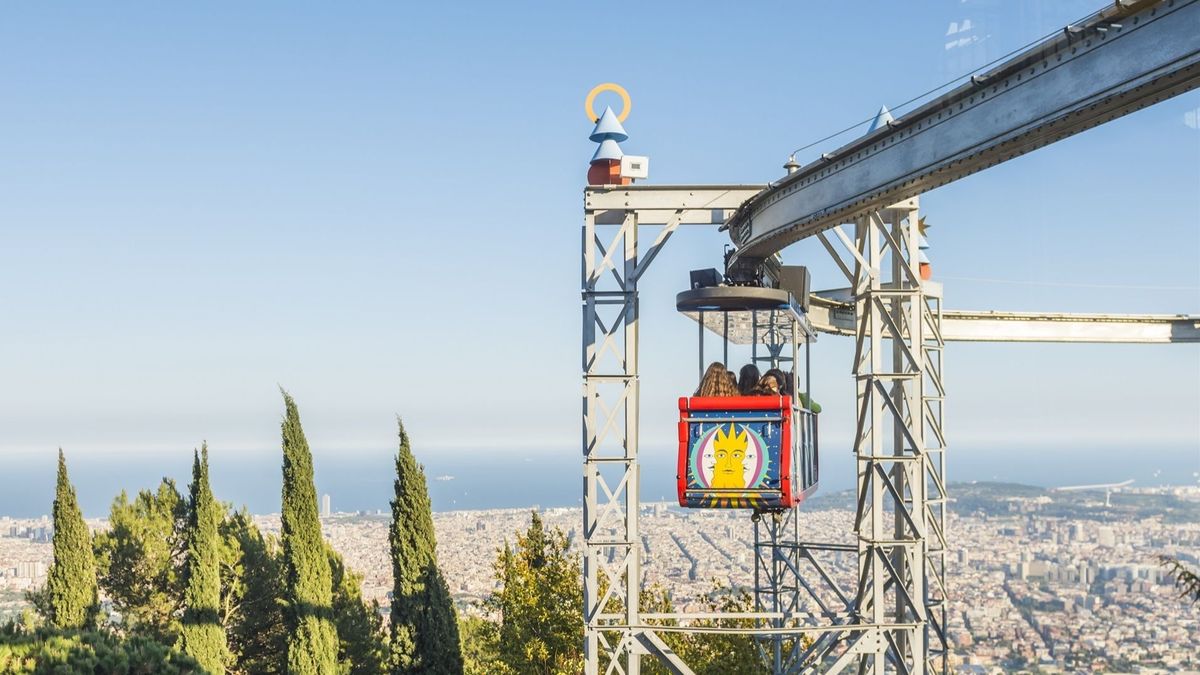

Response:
(756, 374), (780, 394)
(737, 364), (760, 395)
(696, 362), (731, 397)
(764, 368), (789, 396)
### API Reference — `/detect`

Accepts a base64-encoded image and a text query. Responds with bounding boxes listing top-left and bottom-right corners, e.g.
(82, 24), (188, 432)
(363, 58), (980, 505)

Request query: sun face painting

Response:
(692, 423), (769, 492)
(711, 424), (750, 488)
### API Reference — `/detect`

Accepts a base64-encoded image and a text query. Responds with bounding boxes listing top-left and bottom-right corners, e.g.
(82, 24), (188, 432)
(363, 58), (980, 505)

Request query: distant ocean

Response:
(1, 444), (1197, 519)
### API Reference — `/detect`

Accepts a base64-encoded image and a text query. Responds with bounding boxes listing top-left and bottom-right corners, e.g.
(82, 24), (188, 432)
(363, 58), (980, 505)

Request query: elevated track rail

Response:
(725, 0), (1200, 263)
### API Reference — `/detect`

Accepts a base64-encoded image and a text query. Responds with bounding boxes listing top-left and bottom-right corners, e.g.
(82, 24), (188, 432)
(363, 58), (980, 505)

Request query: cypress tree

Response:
(180, 444), (230, 673)
(389, 418), (463, 674)
(45, 449), (99, 630)
(279, 391), (339, 674)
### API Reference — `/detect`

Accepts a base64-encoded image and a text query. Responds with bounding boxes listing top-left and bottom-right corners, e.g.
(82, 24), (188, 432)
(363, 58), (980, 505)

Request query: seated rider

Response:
(751, 373), (781, 396)
(737, 364), (760, 396)
(695, 362), (738, 397)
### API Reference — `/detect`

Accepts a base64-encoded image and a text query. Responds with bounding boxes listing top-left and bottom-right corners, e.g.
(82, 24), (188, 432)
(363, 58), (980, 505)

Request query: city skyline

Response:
(3, 484), (1198, 670)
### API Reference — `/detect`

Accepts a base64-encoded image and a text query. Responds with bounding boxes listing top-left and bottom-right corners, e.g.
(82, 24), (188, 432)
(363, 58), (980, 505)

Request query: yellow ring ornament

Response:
(585, 83), (631, 123)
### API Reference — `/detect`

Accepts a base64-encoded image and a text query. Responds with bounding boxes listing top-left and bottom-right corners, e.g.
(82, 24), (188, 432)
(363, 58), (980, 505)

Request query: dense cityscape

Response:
(3, 482), (1197, 672)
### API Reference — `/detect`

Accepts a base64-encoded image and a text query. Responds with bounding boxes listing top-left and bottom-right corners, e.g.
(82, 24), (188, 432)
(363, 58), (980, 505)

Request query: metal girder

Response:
(634, 630), (696, 675)
(808, 291), (1200, 343)
(587, 185), (765, 225)
(725, 0), (1200, 261)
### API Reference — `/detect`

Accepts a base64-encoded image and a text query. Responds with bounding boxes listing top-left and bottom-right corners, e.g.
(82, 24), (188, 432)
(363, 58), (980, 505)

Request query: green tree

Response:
(0, 623), (202, 674)
(458, 615), (506, 675)
(389, 418), (463, 674)
(44, 449), (99, 630)
(279, 391), (339, 674)
(222, 511), (286, 675)
(93, 478), (187, 643)
(180, 445), (231, 673)
(671, 583), (769, 675)
(490, 511), (582, 675)
(327, 544), (388, 675)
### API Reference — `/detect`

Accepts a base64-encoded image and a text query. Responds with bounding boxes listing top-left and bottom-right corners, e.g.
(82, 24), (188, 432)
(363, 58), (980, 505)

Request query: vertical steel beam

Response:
(836, 200), (946, 673)
(582, 209), (601, 674)
(582, 210), (640, 674)
(625, 212), (642, 675)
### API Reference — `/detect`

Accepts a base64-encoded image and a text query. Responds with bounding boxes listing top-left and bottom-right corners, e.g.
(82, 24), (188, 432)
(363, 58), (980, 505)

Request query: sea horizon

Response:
(1, 442), (1197, 520)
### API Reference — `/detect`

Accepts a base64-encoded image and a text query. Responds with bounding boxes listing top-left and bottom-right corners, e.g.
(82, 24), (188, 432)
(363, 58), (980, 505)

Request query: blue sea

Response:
(1, 443), (1197, 519)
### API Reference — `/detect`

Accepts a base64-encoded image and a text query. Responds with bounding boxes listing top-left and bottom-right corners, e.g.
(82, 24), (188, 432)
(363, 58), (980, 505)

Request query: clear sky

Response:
(1, 2), (1197, 487)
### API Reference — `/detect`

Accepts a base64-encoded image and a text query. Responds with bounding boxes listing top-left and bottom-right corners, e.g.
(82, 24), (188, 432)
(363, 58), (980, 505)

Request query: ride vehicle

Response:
(675, 283), (819, 511)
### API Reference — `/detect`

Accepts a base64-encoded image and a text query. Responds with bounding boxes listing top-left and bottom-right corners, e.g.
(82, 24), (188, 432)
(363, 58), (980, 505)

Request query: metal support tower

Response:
(811, 200), (948, 673)
(582, 186), (764, 675)
(581, 186), (1188, 674)
(754, 508), (804, 671)
(749, 313), (807, 673)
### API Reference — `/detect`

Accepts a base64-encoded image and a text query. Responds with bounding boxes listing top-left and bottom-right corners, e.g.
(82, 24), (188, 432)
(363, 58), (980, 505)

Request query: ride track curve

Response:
(722, 0), (1200, 265)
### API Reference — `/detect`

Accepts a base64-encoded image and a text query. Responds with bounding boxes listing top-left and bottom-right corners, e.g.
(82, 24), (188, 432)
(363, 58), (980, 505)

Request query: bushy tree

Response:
(389, 418), (462, 674)
(458, 615), (505, 675)
(93, 478), (187, 642)
(180, 445), (231, 673)
(490, 511), (582, 675)
(327, 544), (387, 675)
(479, 513), (771, 675)
(279, 391), (339, 674)
(671, 583), (769, 675)
(44, 450), (99, 630)
(0, 622), (202, 674)
(222, 511), (287, 675)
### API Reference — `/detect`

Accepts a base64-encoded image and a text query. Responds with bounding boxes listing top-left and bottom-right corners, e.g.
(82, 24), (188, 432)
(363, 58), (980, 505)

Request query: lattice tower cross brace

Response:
(816, 199), (946, 674)
(847, 200), (946, 673)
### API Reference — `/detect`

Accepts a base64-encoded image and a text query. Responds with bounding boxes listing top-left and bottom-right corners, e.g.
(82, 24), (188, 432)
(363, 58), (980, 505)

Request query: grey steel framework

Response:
(582, 188), (945, 675)
(582, 186), (764, 675)
(581, 3), (1200, 672)
(804, 200), (949, 672)
(580, 185), (1196, 675)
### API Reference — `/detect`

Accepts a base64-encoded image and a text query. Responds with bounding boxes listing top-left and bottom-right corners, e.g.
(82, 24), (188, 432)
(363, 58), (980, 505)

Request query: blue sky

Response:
(1, 2), (1197, 486)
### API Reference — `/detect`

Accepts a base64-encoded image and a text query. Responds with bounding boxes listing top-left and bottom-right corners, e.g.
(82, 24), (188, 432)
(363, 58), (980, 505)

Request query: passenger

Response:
(751, 373), (781, 396)
(764, 368), (790, 396)
(737, 364), (760, 396)
(696, 362), (738, 397)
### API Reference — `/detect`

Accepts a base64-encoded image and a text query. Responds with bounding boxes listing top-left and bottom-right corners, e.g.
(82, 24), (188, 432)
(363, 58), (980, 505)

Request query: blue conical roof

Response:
(919, 250), (930, 264)
(589, 106), (629, 143)
(867, 105), (894, 133)
(591, 138), (624, 162)
(919, 234), (930, 250)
